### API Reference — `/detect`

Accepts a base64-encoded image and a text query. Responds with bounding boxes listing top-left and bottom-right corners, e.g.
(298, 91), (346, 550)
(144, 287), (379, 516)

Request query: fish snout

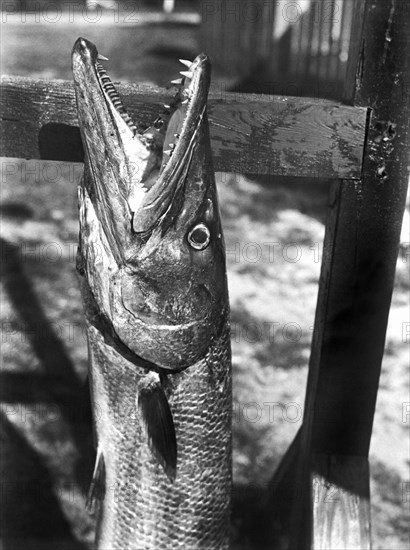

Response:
(72, 37), (97, 64)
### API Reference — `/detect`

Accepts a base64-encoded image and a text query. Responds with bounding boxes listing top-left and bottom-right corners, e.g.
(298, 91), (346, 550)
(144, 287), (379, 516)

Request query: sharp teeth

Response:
(174, 133), (180, 138)
(179, 59), (192, 68)
(169, 143), (175, 148)
(171, 78), (183, 85)
(180, 71), (193, 79)
(164, 149), (172, 155)
(97, 54), (109, 61)
(181, 99), (189, 104)
(96, 60), (137, 133)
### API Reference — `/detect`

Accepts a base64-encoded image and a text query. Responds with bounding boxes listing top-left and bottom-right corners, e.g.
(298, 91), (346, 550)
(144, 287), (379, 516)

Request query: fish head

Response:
(73, 38), (228, 371)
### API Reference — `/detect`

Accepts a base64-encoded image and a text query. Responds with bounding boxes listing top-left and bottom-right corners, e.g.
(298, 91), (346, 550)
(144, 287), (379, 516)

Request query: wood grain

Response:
(1, 75), (367, 179)
(311, 454), (371, 550)
(343, 0), (366, 102)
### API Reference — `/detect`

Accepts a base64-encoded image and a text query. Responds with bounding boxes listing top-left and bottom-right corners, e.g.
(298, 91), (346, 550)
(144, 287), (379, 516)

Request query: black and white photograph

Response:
(1, 1), (409, 548)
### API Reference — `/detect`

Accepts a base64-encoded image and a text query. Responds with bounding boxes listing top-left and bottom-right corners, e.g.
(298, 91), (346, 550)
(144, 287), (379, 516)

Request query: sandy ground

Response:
(1, 6), (409, 549)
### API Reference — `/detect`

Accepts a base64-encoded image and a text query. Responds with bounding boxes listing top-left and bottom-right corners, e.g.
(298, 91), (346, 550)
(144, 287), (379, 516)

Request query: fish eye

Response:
(187, 223), (210, 250)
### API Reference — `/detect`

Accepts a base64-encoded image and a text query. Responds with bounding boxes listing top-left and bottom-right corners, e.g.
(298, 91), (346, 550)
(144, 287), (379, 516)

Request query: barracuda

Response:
(72, 37), (232, 549)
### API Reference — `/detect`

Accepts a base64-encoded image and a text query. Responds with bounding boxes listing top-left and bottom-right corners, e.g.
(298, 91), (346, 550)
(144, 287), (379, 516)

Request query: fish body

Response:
(72, 38), (231, 548)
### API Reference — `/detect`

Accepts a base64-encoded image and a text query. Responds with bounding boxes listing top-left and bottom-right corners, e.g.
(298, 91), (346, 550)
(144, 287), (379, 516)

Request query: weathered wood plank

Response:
(0, 75), (367, 179)
(311, 454), (371, 550)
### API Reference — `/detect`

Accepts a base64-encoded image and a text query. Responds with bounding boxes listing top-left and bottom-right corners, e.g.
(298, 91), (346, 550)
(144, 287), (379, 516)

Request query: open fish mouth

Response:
(73, 37), (226, 371)
(72, 37), (210, 236)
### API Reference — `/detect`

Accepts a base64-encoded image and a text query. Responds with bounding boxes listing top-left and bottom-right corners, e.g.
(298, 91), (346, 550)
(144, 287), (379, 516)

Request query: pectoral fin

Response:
(86, 447), (106, 514)
(138, 373), (177, 482)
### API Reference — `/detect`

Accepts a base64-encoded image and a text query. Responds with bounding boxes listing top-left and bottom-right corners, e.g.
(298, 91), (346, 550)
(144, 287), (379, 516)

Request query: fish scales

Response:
(86, 322), (231, 548)
(73, 37), (232, 548)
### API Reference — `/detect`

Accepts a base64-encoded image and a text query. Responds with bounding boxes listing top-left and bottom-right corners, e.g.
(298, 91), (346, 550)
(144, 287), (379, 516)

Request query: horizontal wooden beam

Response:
(1, 76), (367, 179)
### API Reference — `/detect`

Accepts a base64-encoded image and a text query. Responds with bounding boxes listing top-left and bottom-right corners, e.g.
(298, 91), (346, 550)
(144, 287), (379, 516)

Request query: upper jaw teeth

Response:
(97, 53), (196, 139)
(179, 58), (192, 68)
(164, 143), (176, 156)
(95, 60), (137, 133)
(170, 58), (197, 101)
(94, 54), (198, 200)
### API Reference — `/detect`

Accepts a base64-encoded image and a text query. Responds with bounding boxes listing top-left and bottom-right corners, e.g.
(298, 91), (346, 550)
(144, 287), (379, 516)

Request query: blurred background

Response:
(1, 1), (409, 549)
(3, 0), (355, 94)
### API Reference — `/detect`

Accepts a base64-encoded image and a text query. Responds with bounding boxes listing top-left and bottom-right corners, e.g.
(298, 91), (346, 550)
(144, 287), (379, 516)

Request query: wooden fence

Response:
(202, 0), (357, 97)
(1, 0), (409, 547)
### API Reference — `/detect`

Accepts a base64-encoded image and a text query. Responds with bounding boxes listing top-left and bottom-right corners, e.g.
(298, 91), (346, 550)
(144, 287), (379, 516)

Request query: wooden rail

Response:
(0, 75), (367, 179)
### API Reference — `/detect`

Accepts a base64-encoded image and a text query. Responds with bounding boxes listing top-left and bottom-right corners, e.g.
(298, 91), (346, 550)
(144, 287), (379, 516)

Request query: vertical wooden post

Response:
(284, 0), (409, 548)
